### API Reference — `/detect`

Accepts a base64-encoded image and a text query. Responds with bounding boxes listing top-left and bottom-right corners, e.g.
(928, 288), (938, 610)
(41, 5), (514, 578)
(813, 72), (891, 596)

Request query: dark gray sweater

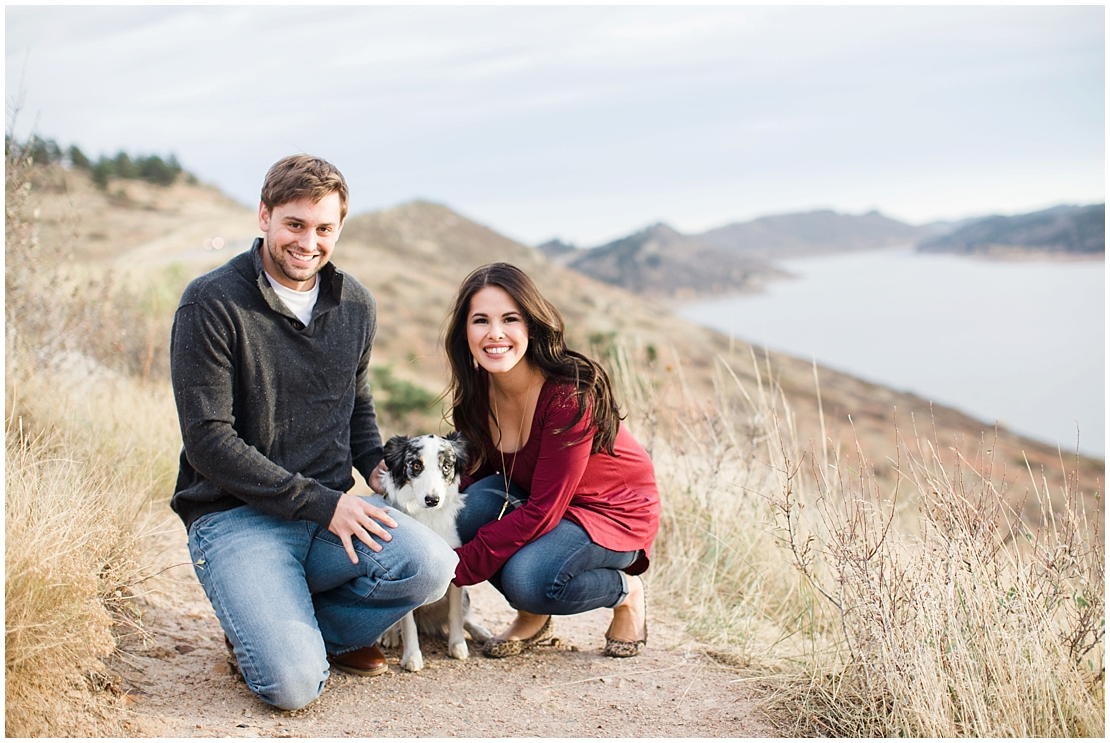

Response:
(170, 239), (383, 531)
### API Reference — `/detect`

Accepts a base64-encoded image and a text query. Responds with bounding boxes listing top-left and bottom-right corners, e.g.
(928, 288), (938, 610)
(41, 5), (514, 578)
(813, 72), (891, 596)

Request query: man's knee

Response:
(256, 670), (326, 711)
(232, 623), (329, 711)
(248, 658), (328, 711)
(415, 536), (457, 604)
(386, 516), (459, 602)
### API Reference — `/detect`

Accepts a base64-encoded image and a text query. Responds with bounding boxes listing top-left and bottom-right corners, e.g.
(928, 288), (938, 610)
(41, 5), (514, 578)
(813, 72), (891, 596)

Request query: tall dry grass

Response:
(5, 134), (182, 736)
(611, 343), (1104, 737)
(4, 375), (179, 736)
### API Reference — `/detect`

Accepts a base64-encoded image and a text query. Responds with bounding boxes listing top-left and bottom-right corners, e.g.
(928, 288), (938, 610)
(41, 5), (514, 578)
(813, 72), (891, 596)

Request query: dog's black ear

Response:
(383, 435), (409, 471)
(446, 430), (468, 471)
(383, 435), (412, 489)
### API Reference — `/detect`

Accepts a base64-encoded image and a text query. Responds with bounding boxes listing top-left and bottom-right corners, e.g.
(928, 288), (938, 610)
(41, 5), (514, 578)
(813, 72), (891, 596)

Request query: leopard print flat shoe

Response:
(603, 625), (647, 657)
(483, 615), (555, 658)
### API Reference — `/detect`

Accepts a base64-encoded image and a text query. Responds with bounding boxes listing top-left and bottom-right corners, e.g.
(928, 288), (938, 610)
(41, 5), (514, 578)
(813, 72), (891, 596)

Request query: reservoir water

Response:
(676, 248), (1105, 459)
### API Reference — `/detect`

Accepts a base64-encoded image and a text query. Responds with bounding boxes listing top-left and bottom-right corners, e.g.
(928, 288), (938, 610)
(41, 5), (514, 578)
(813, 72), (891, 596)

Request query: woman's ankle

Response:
(607, 575), (645, 642)
(496, 610), (550, 641)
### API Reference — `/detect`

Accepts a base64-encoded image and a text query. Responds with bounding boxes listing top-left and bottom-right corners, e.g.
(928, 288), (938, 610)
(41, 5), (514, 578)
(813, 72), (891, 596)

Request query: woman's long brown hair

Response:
(444, 263), (622, 473)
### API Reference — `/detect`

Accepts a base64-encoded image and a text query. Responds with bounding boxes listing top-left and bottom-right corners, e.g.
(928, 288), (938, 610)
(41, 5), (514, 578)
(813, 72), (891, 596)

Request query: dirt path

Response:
(110, 515), (779, 738)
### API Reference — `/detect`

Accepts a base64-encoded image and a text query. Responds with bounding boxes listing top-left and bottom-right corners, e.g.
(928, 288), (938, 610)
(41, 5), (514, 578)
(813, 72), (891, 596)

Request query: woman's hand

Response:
(368, 459), (388, 494)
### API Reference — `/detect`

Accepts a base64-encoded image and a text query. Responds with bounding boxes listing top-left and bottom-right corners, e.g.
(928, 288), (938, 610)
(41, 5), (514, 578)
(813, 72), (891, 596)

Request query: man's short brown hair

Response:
(260, 154), (349, 221)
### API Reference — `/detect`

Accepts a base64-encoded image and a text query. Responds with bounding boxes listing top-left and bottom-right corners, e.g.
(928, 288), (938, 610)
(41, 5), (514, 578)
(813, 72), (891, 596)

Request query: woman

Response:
(445, 262), (660, 658)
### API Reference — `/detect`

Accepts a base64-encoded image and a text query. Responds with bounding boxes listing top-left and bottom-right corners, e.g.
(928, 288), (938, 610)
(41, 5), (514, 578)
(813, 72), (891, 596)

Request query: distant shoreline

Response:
(663, 246), (1103, 307)
(920, 246), (1105, 263)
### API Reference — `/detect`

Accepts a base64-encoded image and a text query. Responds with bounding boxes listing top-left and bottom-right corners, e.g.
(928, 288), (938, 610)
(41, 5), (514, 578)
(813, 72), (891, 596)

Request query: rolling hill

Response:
(544, 209), (928, 298)
(695, 208), (926, 258)
(918, 203), (1105, 256)
(545, 222), (781, 300)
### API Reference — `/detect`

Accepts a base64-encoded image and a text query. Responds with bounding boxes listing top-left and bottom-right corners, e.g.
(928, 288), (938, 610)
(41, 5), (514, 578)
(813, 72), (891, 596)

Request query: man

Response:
(170, 154), (456, 710)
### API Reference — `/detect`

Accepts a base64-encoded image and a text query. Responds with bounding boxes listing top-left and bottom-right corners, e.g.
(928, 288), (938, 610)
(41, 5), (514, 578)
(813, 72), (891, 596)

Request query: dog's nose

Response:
(424, 495), (440, 508)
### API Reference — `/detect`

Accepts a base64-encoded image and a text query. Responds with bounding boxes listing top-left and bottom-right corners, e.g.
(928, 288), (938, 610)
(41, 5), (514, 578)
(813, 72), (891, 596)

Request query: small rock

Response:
(175, 644), (196, 654)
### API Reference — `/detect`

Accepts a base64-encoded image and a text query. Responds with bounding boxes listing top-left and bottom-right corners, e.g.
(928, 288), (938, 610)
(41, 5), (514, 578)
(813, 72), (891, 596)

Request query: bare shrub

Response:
(5, 420), (131, 736)
(772, 423), (1104, 736)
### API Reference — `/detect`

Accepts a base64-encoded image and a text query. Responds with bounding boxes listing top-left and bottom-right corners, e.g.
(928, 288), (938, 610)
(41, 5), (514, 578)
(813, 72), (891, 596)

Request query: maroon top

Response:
(453, 379), (660, 587)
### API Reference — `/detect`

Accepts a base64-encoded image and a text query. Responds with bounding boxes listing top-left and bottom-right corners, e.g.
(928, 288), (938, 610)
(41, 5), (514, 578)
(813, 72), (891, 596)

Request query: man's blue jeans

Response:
(187, 496), (457, 710)
(456, 475), (638, 615)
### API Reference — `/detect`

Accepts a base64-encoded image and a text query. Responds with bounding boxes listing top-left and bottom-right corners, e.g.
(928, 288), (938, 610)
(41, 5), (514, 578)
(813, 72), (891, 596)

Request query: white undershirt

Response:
(264, 270), (319, 326)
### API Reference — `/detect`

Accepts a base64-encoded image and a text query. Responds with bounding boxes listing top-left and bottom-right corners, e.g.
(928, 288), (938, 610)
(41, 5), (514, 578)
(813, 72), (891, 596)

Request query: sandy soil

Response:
(109, 517), (779, 738)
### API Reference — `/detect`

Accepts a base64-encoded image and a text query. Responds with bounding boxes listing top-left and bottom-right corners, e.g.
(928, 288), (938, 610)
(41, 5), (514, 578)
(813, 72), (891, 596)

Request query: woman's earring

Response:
(472, 355), (479, 370)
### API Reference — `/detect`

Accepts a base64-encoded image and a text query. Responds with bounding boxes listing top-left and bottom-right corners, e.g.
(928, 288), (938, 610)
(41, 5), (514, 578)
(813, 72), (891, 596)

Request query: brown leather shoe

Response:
(328, 645), (388, 677)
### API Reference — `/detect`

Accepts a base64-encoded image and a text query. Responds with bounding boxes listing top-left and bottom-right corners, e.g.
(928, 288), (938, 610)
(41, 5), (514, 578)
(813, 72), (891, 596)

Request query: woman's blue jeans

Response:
(456, 475), (638, 615)
(187, 496), (457, 710)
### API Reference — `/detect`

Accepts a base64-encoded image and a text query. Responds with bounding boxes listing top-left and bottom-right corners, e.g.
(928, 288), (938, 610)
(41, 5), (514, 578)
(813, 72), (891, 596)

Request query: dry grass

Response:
(613, 342), (1104, 737)
(4, 375), (178, 736)
(610, 344), (831, 666)
(5, 134), (182, 736)
(773, 427), (1103, 736)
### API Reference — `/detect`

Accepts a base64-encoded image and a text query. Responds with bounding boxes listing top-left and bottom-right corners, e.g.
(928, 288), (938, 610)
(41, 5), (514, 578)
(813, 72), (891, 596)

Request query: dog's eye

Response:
(442, 462), (453, 475)
(411, 461), (423, 474)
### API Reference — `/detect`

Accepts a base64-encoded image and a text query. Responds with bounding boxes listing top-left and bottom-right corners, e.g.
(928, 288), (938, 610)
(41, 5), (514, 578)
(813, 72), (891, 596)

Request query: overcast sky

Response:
(5, 4), (1104, 246)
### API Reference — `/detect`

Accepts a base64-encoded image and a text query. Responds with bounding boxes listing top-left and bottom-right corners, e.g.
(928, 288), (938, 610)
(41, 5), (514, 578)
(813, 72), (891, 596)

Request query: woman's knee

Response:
(500, 558), (558, 614)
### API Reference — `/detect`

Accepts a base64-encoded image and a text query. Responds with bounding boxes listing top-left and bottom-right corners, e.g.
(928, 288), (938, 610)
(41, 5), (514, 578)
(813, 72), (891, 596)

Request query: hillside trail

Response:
(109, 509), (780, 738)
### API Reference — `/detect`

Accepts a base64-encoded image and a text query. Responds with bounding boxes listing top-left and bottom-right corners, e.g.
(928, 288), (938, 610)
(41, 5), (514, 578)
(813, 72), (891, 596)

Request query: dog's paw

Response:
(380, 625), (401, 649)
(400, 651), (424, 673)
(448, 640), (469, 660)
(467, 623), (493, 643)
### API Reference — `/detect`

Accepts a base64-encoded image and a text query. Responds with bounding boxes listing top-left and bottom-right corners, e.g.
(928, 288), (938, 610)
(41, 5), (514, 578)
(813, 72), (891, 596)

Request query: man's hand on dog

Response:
(330, 493), (397, 564)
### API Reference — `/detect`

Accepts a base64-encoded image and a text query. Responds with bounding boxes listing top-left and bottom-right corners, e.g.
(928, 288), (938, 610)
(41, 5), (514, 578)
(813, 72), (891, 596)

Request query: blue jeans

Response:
(187, 496), (457, 710)
(456, 475), (638, 615)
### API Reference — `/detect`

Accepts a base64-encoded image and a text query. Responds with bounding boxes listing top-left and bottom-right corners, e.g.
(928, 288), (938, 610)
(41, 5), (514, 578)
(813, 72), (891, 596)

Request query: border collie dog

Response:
(379, 432), (491, 671)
